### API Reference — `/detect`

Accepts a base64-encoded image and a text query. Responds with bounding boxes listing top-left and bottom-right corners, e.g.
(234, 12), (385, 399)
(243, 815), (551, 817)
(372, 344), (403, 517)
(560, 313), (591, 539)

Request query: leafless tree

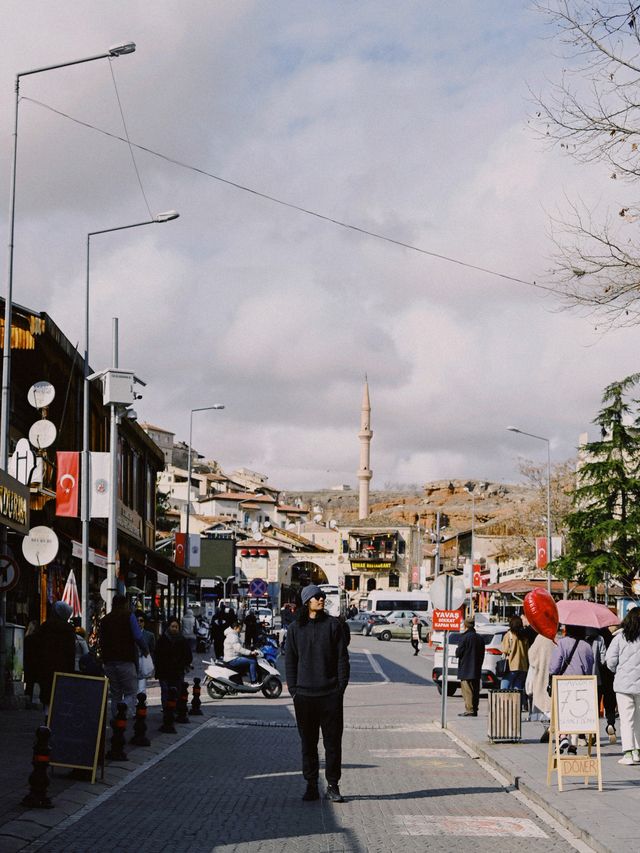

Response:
(534, 1), (640, 324)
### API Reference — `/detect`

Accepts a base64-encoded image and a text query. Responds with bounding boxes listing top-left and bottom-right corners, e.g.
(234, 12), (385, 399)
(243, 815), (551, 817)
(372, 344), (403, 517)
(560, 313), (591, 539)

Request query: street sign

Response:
(249, 578), (268, 597)
(433, 609), (463, 631)
(430, 574), (466, 610)
(22, 526), (59, 566)
(0, 556), (20, 592)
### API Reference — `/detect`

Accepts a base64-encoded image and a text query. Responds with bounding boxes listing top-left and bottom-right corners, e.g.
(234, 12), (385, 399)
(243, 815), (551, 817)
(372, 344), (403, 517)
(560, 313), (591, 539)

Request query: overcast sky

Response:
(2, 1), (638, 490)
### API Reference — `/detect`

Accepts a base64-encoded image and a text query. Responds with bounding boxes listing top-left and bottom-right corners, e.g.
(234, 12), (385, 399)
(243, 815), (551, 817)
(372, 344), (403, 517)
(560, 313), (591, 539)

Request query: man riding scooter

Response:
(223, 621), (259, 684)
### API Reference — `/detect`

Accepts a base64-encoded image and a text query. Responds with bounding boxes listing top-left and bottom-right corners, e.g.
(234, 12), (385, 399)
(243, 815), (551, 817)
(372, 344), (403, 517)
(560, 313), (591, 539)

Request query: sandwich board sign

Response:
(547, 675), (602, 792)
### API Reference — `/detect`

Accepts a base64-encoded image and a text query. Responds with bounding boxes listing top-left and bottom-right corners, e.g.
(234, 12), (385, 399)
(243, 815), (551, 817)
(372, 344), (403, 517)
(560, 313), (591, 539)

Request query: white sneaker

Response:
(559, 737), (569, 754)
(632, 749), (640, 764)
(606, 724), (617, 744)
(618, 752), (636, 765)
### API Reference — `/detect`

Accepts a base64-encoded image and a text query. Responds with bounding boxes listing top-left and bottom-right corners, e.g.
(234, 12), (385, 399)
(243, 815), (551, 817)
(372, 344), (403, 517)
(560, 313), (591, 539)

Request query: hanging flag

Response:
(90, 452), (110, 518)
(536, 537), (549, 569)
(175, 532), (186, 567)
(61, 568), (82, 618)
(189, 533), (201, 568)
(56, 452), (79, 517)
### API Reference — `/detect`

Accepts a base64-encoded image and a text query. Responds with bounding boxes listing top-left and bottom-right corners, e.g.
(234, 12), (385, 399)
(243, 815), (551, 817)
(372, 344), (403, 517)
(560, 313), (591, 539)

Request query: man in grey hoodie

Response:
(285, 584), (350, 803)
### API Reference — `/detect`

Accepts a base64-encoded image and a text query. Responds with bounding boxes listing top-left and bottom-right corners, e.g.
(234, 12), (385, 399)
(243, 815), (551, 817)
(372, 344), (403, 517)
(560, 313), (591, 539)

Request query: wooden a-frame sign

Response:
(547, 674), (602, 792)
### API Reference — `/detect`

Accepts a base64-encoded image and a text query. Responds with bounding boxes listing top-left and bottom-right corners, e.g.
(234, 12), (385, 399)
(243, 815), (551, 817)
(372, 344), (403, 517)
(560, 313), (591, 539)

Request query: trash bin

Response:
(487, 689), (521, 742)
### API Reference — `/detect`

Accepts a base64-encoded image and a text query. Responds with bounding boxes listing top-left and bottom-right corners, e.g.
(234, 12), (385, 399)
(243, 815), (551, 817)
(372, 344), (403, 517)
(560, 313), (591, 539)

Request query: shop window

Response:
(389, 572), (400, 588)
(398, 538), (406, 555)
(345, 575), (360, 591)
(366, 578), (377, 592)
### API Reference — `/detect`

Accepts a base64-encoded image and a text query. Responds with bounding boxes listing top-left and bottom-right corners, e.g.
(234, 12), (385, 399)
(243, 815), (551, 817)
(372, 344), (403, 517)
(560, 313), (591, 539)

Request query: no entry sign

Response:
(433, 609), (463, 631)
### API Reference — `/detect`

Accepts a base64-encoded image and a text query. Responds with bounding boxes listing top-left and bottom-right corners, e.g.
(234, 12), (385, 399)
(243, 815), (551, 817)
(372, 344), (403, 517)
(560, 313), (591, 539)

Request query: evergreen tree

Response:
(553, 373), (640, 595)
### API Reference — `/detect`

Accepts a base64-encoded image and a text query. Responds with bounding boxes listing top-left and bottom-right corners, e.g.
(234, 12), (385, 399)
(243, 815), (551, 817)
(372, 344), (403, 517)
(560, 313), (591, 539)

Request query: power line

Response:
(24, 97), (557, 296)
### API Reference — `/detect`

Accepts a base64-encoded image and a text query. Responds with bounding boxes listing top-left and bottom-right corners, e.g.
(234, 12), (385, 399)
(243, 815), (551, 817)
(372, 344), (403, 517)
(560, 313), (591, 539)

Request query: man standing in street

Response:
(285, 583), (350, 803)
(99, 594), (149, 720)
(455, 617), (485, 717)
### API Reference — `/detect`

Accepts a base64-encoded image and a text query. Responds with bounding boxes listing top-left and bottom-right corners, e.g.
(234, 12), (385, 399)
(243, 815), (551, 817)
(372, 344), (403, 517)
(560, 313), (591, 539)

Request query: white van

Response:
(365, 590), (433, 621)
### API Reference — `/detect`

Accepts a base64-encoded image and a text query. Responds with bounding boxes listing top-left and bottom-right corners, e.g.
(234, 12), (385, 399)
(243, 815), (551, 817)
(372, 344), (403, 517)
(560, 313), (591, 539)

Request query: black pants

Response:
(410, 639), (420, 655)
(600, 668), (617, 727)
(293, 690), (343, 785)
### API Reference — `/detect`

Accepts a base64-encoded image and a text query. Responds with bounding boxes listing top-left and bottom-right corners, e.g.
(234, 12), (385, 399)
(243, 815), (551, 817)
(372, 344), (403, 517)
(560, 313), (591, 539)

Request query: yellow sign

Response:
(0, 469), (29, 533)
(547, 675), (602, 792)
(350, 561), (392, 570)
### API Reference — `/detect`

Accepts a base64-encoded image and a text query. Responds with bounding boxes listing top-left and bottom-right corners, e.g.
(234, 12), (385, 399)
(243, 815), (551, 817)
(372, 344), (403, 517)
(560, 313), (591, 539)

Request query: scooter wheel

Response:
(206, 682), (226, 700)
(261, 677), (283, 699)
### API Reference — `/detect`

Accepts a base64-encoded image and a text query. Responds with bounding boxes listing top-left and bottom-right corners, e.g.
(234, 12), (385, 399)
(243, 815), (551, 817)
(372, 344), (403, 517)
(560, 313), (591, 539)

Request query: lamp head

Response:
(506, 426), (520, 433)
(155, 210), (179, 223)
(109, 42), (136, 56)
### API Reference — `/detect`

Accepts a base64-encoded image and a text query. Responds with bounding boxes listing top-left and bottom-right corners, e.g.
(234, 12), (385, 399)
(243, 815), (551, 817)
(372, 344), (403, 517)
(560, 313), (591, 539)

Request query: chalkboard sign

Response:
(547, 675), (602, 792)
(555, 676), (599, 733)
(47, 672), (108, 783)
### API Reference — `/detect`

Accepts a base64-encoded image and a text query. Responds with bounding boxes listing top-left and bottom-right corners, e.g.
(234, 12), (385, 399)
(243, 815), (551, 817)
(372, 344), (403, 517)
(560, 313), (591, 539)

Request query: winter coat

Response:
(549, 636), (594, 677)
(455, 628), (485, 680)
(285, 611), (350, 697)
(501, 630), (529, 672)
(100, 609), (148, 663)
(223, 626), (253, 661)
(528, 635), (554, 718)
(34, 615), (76, 705)
(606, 631), (640, 694)
(181, 609), (196, 638)
(155, 631), (192, 682)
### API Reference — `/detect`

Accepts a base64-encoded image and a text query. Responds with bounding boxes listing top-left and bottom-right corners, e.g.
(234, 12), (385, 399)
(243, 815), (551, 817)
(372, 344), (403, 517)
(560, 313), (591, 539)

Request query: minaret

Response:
(358, 376), (373, 519)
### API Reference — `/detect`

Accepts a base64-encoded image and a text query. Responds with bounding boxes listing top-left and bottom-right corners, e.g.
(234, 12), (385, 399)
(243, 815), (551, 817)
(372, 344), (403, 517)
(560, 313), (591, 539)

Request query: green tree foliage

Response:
(552, 373), (640, 592)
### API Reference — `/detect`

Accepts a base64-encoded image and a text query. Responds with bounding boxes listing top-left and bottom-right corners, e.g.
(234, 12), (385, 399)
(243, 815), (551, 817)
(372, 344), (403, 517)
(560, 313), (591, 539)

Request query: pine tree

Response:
(553, 373), (640, 595)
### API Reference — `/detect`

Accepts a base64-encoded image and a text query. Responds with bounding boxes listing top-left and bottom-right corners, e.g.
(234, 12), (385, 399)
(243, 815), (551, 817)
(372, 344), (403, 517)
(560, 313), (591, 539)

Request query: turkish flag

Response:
(56, 452), (79, 517)
(536, 537), (548, 569)
(175, 532), (186, 568)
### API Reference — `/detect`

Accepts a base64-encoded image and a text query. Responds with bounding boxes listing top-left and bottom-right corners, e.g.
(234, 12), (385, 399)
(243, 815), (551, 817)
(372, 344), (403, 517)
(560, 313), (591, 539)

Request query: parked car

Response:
(431, 625), (509, 696)
(257, 607), (274, 628)
(346, 612), (372, 634)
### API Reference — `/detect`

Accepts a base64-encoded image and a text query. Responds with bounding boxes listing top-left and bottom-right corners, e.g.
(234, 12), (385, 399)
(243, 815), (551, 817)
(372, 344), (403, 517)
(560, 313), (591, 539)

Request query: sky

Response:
(1, 1), (639, 491)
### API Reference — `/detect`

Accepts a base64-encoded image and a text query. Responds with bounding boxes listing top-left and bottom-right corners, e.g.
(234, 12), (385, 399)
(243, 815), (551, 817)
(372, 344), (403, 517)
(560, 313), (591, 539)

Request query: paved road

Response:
(30, 635), (585, 853)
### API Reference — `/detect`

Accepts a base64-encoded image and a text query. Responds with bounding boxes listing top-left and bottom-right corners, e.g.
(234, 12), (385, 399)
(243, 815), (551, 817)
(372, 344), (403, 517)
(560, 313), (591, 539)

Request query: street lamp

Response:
(464, 483), (476, 614)
(507, 426), (552, 594)
(81, 211), (179, 625)
(185, 405), (225, 572)
(0, 42), (136, 470)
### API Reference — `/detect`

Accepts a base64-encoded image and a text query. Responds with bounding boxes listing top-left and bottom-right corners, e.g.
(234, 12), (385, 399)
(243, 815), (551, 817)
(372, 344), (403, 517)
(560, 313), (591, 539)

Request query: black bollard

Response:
(130, 692), (151, 746)
(160, 687), (177, 733)
(176, 681), (191, 724)
(106, 702), (129, 761)
(21, 726), (53, 809)
(190, 677), (203, 716)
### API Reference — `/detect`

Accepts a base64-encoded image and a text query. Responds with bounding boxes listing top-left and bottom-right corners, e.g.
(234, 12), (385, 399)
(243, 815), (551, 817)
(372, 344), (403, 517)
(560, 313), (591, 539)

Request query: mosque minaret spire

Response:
(357, 375), (373, 519)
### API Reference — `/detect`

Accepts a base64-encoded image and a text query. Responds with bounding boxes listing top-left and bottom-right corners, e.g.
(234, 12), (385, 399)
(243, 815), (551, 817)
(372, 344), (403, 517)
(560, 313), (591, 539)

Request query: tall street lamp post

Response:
(464, 484), (476, 614)
(507, 426), (552, 594)
(1, 42), (136, 471)
(82, 212), (179, 625)
(185, 405), (225, 573)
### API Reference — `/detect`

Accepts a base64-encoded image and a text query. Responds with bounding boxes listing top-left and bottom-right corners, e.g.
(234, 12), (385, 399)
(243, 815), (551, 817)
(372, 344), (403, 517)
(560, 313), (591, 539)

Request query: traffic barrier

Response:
(130, 692), (150, 746)
(190, 677), (203, 716)
(160, 687), (177, 733)
(21, 726), (53, 809)
(106, 702), (129, 760)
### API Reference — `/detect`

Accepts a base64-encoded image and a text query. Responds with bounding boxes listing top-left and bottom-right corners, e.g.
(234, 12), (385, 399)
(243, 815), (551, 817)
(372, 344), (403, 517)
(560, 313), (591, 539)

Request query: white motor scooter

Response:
(203, 652), (283, 700)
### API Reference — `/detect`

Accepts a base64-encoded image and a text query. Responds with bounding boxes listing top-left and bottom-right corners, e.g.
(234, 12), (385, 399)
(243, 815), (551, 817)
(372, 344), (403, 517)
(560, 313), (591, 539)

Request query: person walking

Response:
(210, 609), (228, 660)
(243, 609), (259, 649)
(500, 615), (530, 707)
(455, 617), (485, 717)
(527, 633), (555, 742)
(34, 601), (76, 714)
(550, 624), (594, 755)
(135, 611), (156, 695)
(99, 594), (149, 719)
(181, 607), (197, 657)
(606, 607), (640, 765)
(285, 584), (350, 803)
(587, 627), (617, 744)
(409, 616), (423, 656)
(155, 616), (193, 709)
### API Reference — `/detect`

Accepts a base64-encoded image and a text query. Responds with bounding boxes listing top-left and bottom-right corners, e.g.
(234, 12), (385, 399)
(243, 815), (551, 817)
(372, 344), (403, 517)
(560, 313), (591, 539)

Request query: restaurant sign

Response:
(0, 469), (29, 534)
(350, 561), (393, 570)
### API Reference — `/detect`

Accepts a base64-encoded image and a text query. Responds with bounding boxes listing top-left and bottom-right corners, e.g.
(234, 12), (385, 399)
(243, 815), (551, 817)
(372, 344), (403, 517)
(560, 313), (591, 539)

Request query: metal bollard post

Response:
(21, 726), (53, 809)
(106, 702), (129, 761)
(176, 681), (191, 723)
(130, 692), (151, 746)
(190, 677), (203, 715)
(160, 686), (177, 733)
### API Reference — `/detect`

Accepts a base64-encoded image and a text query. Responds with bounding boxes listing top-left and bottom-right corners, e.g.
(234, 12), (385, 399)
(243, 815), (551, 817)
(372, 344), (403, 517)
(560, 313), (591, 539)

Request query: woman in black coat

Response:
(155, 616), (193, 708)
(34, 601), (76, 711)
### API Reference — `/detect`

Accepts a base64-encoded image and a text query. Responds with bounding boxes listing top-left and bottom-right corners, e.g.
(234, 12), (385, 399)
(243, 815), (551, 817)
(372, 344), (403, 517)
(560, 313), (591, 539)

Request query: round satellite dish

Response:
(100, 578), (109, 602)
(27, 381), (55, 410)
(329, 519), (338, 529)
(28, 419), (57, 449)
(262, 521), (271, 529)
(22, 526), (59, 566)
(313, 514), (323, 523)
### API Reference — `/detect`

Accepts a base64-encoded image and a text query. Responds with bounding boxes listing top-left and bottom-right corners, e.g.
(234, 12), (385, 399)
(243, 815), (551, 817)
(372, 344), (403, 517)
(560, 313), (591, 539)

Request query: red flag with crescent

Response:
(56, 452), (79, 517)
(175, 532), (186, 568)
(535, 536), (548, 570)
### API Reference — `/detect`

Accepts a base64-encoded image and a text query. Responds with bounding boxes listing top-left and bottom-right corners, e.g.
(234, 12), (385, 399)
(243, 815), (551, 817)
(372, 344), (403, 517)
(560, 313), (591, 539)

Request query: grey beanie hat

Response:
(301, 584), (325, 605)
(53, 600), (73, 621)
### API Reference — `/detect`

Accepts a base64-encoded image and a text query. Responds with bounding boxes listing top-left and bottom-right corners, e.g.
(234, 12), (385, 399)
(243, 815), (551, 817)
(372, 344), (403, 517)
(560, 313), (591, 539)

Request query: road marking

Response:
(383, 722), (440, 732)
(370, 748), (460, 758)
(394, 815), (547, 838)
(245, 770), (300, 779)
(360, 648), (390, 683)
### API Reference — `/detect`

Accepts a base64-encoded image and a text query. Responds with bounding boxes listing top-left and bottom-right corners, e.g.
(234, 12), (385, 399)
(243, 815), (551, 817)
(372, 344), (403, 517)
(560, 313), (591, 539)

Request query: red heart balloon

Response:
(523, 588), (558, 641)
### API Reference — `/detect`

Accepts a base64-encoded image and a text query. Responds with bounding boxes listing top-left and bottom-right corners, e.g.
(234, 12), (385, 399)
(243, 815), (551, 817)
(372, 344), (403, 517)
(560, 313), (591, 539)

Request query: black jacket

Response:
(455, 628), (486, 680)
(155, 632), (193, 681)
(285, 611), (350, 697)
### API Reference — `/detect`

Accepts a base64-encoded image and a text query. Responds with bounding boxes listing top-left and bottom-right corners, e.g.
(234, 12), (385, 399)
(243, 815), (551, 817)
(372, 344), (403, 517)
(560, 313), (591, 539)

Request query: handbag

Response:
(547, 638), (579, 696)
(139, 653), (154, 679)
(496, 656), (510, 678)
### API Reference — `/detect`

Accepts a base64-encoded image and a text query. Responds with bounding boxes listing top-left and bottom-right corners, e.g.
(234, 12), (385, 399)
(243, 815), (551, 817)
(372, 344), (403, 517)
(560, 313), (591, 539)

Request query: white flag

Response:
(189, 534), (201, 568)
(90, 452), (111, 518)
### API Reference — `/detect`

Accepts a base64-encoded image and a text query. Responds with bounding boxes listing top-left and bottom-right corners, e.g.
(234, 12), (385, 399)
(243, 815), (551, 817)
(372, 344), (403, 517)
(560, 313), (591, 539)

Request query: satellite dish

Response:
(22, 526), (59, 566)
(27, 381), (55, 410)
(313, 514), (323, 523)
(329, 520), (338, 529)
(28, 419), (57, 449)
(262, 521), (271, 529)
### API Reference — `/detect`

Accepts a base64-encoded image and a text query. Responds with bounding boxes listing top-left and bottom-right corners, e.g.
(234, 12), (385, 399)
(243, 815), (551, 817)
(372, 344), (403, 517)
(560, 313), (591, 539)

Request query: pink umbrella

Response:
(556, 599), (619, 629)
(61, 568), (82, 618)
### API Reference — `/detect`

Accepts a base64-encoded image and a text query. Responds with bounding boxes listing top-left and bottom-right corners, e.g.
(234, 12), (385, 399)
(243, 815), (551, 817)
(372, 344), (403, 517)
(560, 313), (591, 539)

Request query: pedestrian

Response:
(244, 609), (259, 649)
(550, 624), (594, 755)
(182, 607), (197, 656)
(500, 615), (530, 707)
(455, 616), (485, 717)
(155, 616), (193, 709)
(223, 622), (259, 683)
(209, 609), (227, 659)
(527, 633), (555, 742)
(587, 627), (617, 744)
(605, 607), (640, 765)
(99, 594), (149, 719)
(135, 611), (156, 695)
(409, 615), (423, 656)
(285, 583), (350, 803)
(33, 602), (76, 714)
(74, 626), (89, 672)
